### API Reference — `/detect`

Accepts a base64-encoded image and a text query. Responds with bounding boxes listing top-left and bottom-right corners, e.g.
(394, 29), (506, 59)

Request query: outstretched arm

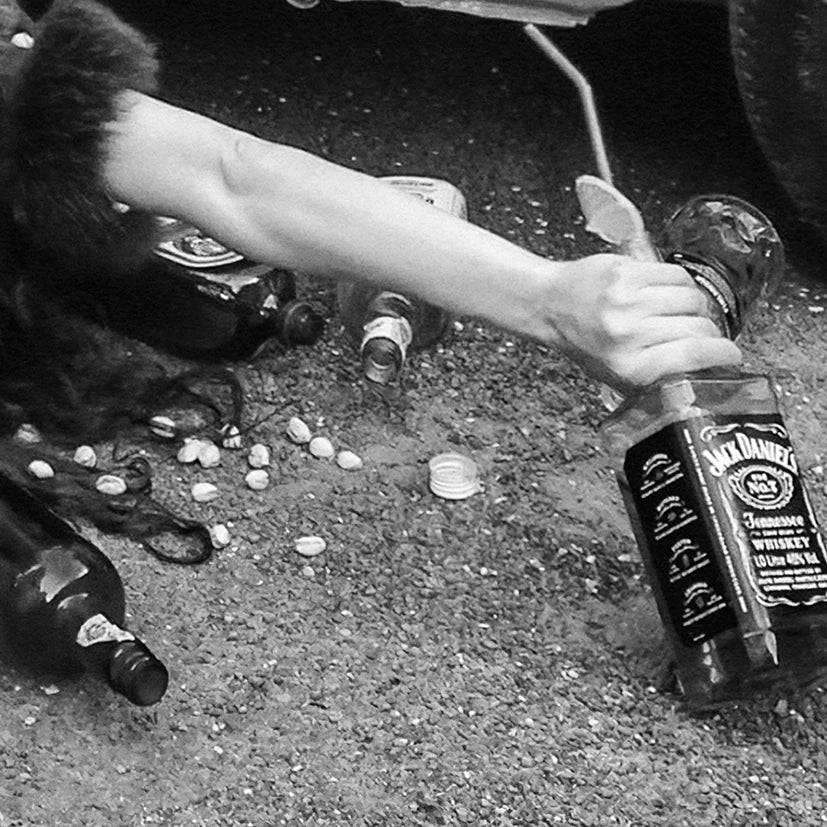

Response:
(102, 91), (741, 391)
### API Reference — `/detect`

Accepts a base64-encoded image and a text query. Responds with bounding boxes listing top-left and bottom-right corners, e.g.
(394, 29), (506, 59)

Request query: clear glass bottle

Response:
(602, 370), (827, 709)
(0, 473), (169, 706)
(600, 194), (785, 410)
(600, 196), (827, 708)
(338, 285), (452, 385)
(660, 194), (785, 340)
(337, 176), (467, 386)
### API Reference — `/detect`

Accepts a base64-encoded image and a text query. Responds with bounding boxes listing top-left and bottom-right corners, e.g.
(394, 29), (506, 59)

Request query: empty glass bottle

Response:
(659, 194), (785, 340)
(338, 176), (466, 385)
(600, 196), (827, 708)
(338, 285), (453, 385)
(602, 370), (827, 709)
(89, 219), (325, 359)
(0, 473), (169, 706)
(599, 194), (784, 410)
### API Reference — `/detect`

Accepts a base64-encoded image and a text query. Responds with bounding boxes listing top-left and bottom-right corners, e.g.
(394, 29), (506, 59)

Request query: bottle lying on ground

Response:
(0, 473), (169, 706)
(337, 176), (466, 386)
(601, 196), (827, 709)
(90, 218), (326, 360)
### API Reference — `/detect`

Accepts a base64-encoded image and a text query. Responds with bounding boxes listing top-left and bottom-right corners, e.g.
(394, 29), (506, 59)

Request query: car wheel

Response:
(729, 0), (827, 255)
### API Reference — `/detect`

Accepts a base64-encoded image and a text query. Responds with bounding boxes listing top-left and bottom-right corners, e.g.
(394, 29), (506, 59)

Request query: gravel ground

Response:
(2, 1), (827, 825)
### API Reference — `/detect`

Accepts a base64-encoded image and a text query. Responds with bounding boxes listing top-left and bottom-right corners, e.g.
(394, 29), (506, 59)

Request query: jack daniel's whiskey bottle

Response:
(601, 196), (827, 708)
(603, 371), (827, 708)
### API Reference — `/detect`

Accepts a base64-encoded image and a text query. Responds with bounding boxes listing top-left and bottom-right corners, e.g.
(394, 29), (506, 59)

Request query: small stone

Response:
(247, 443), (270, 468)
(245, 469), (270, 490)
(209, 524), (231, 549)
(11, 31), (34, 49)
(197, 442), (221, 469)
(14, 423), (42, 444)
(192, 482), (220, 503)
(72, 445), (97, 469)
(309, 436), (334, 459)
(27, 460), (54, 480)
(149, 415), (177, 440)
(220, 424), (242, 449)
(336, 450), (363, 470)
(177, 438), (206, 464)
(286, 416), (312, 444)
(294, 535), (326, 557)
(95, 474), (127, 496)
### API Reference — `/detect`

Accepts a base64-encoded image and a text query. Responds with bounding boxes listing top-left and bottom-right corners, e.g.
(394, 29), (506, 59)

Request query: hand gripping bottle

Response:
(0, 473), (169, 706)
(337, 176), (467, 385)
(601, 197), (827, 709)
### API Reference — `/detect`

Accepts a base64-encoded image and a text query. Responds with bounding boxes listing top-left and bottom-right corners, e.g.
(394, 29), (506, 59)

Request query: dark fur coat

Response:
(0, 0), (228, 558)
(0, 0), (191, 441)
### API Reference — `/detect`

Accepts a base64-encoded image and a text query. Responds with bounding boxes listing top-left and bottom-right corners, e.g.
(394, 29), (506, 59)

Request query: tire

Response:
(729, 0), (827, 256)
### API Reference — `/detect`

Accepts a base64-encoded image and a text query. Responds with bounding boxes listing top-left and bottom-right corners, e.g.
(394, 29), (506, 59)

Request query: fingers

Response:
(615, 259), (694, 287)
(605, 261), (711, 318)
(617, 337), (743, 388)
(624, 314), (724, 347)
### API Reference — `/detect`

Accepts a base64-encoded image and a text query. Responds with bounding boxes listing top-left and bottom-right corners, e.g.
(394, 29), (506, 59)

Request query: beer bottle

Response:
(0, 473), (169, 706)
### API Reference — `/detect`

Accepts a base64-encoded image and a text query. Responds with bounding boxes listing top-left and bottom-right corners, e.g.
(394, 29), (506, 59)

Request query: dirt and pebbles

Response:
(3, 1), (827, 825)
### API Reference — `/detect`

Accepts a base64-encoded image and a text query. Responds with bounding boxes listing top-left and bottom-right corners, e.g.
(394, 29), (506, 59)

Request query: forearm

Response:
(103, 94), (556, 342)
(230, 142), (556, 335)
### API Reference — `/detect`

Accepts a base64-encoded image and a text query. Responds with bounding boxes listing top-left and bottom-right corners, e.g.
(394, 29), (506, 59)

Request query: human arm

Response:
(102, 91), (741, 391)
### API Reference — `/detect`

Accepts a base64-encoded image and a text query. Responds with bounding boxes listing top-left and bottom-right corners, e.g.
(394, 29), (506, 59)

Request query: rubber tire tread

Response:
(729, 0), (827, 251)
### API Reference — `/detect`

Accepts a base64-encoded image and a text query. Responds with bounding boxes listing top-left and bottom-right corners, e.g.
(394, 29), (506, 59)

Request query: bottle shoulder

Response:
(337, 282), (450, 347)
(600, 368), (779, 461)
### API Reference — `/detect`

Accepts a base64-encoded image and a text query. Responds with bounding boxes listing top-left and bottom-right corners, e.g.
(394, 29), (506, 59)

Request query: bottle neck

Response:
(362, 335), (405, 385)
(667, 251), (742, 340)
(107, 639), (169, 706)
(74, 613), (169, 706)
(360, 315), (413, 384)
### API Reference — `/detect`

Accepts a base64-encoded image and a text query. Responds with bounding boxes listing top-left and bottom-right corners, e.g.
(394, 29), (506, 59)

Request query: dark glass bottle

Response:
(600, 196), (827, 708)
(0, 473), (169, 706)
(337, 176), (466, 385)
(91, 219), (325, 360)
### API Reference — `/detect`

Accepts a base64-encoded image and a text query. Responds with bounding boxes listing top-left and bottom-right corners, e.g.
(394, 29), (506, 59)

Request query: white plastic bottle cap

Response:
(428, 452), (482, 500)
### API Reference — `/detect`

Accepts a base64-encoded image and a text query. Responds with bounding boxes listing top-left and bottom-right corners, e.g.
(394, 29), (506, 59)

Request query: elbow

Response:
(217, 132), (260, 197)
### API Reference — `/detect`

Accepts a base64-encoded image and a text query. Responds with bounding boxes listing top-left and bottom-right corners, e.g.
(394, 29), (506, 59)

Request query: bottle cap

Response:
(428, 452), (482, 500)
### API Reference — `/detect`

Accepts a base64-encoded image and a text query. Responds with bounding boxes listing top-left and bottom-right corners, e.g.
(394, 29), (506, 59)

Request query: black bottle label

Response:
(624, 413), (827, 646)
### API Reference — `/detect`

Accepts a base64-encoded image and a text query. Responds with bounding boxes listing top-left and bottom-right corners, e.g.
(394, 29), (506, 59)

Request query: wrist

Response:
(478, 255), (565, 345)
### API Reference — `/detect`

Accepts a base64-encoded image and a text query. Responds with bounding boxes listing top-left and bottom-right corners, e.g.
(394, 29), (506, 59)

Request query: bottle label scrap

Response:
(624, 413), (827, 646)
(76, 614), (135, 648)
(362, 292), (415, 358)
